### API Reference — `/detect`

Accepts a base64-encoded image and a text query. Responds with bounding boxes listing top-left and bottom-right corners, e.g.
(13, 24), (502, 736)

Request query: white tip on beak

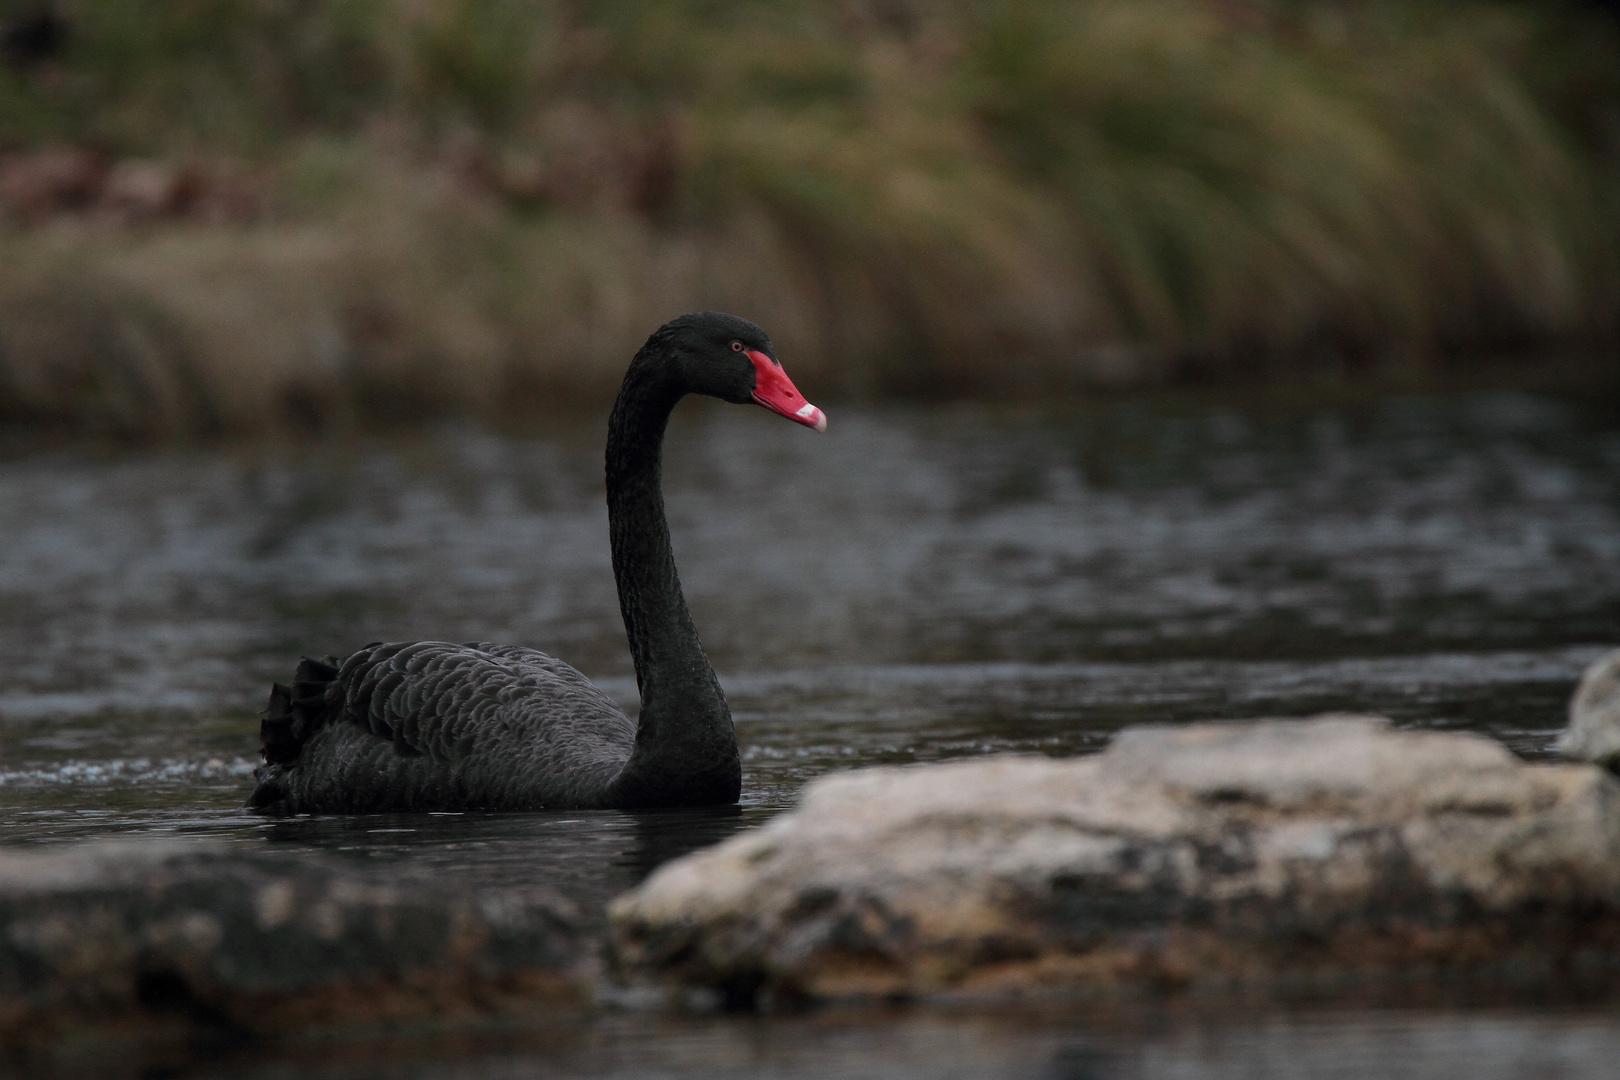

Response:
(795, 403), (828, 433)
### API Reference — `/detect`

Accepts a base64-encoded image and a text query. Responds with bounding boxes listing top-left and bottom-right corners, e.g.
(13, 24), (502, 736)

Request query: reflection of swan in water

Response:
(1559, 648), (1620, 770)
(248, 312), (826, 814)
(256, 804), (748, 910)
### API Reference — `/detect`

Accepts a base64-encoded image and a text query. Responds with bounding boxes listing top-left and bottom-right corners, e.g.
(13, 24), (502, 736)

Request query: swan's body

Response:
(247, 312), (825, 814)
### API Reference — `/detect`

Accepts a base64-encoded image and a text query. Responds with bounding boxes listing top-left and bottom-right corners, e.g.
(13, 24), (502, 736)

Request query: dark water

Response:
(175, 1002), (1620, 1080)
(2, 389), (1619, 1076)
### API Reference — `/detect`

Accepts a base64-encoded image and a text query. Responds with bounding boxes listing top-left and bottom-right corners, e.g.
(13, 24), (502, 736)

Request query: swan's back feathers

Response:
(249, 641), (636, 813)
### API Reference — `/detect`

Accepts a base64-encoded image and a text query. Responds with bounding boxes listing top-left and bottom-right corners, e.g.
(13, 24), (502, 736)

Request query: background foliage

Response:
(0, 0), (1615, 436)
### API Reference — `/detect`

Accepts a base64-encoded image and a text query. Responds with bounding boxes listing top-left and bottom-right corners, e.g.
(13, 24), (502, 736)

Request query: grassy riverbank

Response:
(0, 0), (1616, 437)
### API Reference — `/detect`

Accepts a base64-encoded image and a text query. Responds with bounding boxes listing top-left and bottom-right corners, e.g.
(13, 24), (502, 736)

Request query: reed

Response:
(0, 0), (1613, 436)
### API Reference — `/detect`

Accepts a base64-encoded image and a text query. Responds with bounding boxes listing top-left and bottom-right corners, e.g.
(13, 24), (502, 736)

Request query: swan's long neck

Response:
(603, 352), (741, 807)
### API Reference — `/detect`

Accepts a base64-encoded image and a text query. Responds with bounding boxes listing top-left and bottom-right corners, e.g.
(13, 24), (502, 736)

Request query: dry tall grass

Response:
(0, 0), (1615, 437)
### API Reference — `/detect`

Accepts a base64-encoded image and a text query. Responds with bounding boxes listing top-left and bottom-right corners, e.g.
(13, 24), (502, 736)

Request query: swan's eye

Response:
(731, 341), (744, 352)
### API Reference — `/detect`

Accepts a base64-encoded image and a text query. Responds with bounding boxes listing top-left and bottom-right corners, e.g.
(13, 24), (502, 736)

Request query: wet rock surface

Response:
(0, 840), (586, 1051)
(610, 715), (1620, 1004)
(1559, 648), (1620, 769)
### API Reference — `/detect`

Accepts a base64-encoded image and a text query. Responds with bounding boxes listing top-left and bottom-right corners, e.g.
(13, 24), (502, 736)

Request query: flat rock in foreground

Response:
(610, 715), (1620, 1003)
(0, 840), (585, 1050)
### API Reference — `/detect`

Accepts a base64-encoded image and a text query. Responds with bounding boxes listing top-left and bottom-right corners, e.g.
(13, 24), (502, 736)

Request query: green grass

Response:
(0, 0), (1615, 436)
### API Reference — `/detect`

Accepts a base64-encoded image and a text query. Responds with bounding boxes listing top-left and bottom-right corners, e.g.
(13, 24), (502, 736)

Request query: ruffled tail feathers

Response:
(248, 655), (341, 811)
(259, 656), (340, 763)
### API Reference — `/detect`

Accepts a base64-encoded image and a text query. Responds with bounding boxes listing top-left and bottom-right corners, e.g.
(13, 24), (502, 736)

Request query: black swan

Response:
(247, 312), (825, 813)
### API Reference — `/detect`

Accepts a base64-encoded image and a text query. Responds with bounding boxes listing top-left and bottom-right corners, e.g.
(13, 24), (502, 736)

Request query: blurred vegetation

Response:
(0, 0), (1615, 437)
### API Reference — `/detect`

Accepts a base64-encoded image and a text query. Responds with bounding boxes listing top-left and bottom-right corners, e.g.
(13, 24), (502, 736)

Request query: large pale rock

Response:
(610, 715), (1620, 1003)
(1559, 647), (1620, 769)
(0, 840), (585, 1050)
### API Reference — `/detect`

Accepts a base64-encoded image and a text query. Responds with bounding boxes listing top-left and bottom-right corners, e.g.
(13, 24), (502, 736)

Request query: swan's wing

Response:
(335, 640), (633, 764)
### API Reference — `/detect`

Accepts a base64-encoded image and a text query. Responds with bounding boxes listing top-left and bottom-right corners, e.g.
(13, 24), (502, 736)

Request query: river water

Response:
(2, 389), (1618, 1076)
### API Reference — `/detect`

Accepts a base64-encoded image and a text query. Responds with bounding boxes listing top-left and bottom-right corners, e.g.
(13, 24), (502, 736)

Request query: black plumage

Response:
(247, 312), (823, 813)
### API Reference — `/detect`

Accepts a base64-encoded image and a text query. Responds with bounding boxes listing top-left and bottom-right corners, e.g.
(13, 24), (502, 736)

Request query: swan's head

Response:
(663, 312), (827, 432)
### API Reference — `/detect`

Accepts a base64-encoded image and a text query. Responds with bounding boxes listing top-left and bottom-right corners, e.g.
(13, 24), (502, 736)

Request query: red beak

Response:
(747, 349), (826, 432)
